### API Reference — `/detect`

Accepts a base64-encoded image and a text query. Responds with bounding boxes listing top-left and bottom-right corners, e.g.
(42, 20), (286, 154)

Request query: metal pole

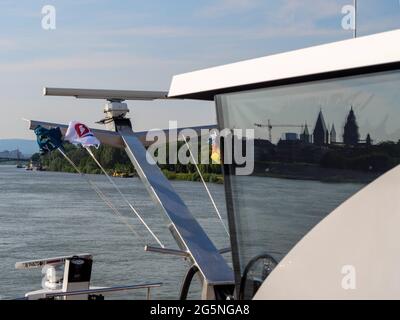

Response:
(354, 0), (357, 38)
(144, 245), (189, 257)
(268, 119), (272, 142)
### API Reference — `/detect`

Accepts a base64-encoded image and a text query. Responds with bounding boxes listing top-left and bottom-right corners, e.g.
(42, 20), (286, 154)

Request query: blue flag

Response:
(34, 125), (63, 155)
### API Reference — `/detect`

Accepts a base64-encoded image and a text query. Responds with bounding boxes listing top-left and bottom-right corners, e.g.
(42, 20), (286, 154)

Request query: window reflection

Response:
(217, 70), (400, 298)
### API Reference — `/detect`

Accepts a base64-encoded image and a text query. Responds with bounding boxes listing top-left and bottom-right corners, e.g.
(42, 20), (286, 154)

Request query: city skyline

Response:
(277, 106), (371, 146)
(223, 69), (400, 145)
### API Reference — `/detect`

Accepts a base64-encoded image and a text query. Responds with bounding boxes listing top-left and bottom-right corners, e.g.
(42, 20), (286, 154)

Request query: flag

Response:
(34, 125), (63, 155)
(65, 121), (100, 148)
(210, 131), (221, 164)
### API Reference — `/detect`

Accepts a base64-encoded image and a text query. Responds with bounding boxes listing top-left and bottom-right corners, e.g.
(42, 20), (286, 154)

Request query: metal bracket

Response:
(144, 245), (189, 258)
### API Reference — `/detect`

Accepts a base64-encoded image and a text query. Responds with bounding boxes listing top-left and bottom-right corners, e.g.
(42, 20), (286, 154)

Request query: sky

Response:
(0, 0), (399, 139)
(224, 70), (400, 143)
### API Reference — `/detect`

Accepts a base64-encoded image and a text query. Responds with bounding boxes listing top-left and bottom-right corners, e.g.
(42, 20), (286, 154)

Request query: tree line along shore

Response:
(31, 142), (224, 184)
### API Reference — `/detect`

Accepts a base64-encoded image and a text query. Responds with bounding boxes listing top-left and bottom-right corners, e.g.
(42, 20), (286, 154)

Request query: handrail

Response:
(15, 253), (92, 270)
(44, 283), (162, 299)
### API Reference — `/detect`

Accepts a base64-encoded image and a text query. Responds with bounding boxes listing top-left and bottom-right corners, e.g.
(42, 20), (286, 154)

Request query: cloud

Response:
(102, 1), (398, 42)
(187, 0), (347, 43)
(0, 52), (193, 75)
(97, 23), (343, 42)
(100, 26), (196, 38)
(0, 38), (18, 50)
(273, 0), (342, 21)
(198, 0), (343, 20)
(246, 24), (343, 39)
(198, 0), (262, 18)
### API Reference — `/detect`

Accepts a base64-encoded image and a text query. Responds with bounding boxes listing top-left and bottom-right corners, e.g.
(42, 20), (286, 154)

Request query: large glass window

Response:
(216, 69), (400, 298)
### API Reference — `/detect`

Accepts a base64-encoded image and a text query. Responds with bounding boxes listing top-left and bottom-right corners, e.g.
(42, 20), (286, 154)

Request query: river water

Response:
(0, 164), (366, 300)
(0, 165), (230, 300)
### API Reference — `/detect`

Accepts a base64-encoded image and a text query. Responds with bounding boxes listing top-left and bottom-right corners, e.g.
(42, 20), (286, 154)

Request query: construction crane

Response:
(254, 119), (305, 142)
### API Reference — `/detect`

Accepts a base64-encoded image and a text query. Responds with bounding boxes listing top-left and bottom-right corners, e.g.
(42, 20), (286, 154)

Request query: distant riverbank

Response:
(40, 167), (224, 184)
(33, 144), (224, 184)
(0, 160), (29, 166)
(162, 170), (224, 184)
(253, 161), (381, 184)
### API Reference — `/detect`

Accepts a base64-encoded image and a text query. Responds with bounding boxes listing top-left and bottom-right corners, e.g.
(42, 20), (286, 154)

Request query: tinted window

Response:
(216, 70), (400, 297)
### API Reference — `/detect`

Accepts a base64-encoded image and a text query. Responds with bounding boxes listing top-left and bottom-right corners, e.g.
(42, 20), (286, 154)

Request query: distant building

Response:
(313, 110), (328, 146)
(283, 132), (298, 141)
(300, 123), (311, 143)
(0, 149), (23, 159)
(343, 106), (360, 146)
(366, 134), (372, 146)
(330, 124), (337, 143)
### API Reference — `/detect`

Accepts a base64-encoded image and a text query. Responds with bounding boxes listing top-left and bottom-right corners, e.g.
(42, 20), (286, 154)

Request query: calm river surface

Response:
(0, 165), (365, 300)
(0, 165), (229, 300)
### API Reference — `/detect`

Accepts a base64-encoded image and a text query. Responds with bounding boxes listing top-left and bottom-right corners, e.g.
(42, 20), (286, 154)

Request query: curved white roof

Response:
(168, 29), (400, 100)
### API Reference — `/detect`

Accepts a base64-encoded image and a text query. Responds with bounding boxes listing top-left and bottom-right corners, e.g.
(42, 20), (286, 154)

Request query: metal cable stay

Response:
(34, 93), (165, 248)
(85, 146), (164, 248)
(57, 147), (150, 246)
(55, 128), (227, 248)
(180, 134), (229, 236)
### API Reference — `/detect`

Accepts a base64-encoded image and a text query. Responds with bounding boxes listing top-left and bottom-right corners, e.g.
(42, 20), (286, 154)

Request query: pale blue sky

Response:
(0, 0), (399, 139)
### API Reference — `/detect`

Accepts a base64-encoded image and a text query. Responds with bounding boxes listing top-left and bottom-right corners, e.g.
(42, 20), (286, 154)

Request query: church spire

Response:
(366, 133), (372, 146)
(343, 106), (360, 146)
(330, 124), (337, 143)
(313, 109), (327, 146)
(300, 122), (311, 143)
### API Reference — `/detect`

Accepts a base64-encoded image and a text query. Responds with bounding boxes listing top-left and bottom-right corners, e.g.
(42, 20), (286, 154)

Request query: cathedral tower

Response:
(343, 106), (360, 146)
(313, 110), (327, 146)
(330, 124), (337, 143)
(300, 123), (311, 143)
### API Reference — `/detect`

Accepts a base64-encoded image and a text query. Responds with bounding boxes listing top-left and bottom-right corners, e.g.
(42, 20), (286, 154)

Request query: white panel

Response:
(169, 29), (400, 98)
